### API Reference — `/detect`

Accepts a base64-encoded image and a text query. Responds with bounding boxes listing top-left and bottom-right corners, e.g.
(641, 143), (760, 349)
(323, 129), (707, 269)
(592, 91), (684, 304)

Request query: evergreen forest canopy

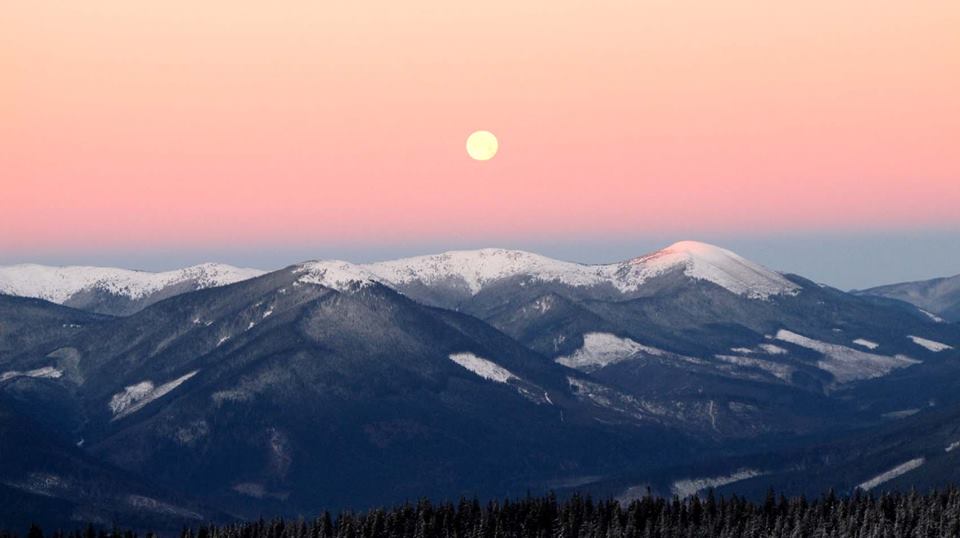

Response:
(7, 488), (960, 538)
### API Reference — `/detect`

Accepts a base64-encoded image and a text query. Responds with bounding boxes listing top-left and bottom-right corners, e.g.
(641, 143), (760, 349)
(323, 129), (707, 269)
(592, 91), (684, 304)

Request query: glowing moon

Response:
(466, 130), (498, 161)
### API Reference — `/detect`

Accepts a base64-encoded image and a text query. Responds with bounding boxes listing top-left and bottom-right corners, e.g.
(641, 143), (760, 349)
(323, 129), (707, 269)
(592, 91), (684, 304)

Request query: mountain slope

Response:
(0, 295), (109, 365)
(715, 396), (960, 500)
(857, 274), (960, 322)
(0, 397), (221, 531)
(3, 264), (697, 518)
(0, 263), (264, 316)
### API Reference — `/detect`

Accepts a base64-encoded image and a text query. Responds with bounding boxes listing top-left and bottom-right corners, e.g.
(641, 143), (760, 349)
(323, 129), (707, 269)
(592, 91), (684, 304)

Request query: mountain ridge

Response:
(0, 263), (265, 316)
(857, 274), (960, 323)
(0, 241), (800, 311)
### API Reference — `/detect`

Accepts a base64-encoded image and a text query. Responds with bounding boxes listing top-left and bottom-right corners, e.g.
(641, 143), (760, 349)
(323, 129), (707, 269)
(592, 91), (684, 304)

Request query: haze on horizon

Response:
(3, 1), (958, 289)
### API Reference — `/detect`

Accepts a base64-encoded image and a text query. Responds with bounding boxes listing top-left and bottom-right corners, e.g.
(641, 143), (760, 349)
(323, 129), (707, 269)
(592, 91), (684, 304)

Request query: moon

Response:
(466, 130), (498, 161)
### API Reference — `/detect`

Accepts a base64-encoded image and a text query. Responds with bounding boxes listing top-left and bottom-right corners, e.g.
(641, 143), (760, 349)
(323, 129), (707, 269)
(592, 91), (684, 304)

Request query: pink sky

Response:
(3, 1), (958, 253)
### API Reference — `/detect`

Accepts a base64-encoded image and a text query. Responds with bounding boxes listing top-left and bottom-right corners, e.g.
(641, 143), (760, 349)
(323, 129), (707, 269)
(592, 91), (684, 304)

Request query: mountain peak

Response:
(295, 260), (379, 292)
(663, 240), (731, 255)
(635, 240), (753, 269)
(625, 241), (800, 299)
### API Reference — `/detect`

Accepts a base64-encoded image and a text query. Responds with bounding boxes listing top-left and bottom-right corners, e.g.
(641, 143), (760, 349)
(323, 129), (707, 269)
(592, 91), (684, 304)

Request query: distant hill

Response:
(856, 274), (960, 323)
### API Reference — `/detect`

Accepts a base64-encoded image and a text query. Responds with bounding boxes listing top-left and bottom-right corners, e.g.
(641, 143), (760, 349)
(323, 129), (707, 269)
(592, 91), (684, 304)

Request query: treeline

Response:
(10, 488), (960, 538)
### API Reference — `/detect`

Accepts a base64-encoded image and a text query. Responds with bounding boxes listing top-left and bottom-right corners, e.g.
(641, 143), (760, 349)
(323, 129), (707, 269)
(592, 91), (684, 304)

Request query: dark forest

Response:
(8, 488), (960, 538)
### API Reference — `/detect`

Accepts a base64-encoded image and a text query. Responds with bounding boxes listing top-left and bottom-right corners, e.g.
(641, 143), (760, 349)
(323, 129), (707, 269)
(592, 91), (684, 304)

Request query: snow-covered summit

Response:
(0, 262), (265, 304)
(367, 248), (607, 295)
(295, 260), (379, 292)
(613, 241), (800, 299)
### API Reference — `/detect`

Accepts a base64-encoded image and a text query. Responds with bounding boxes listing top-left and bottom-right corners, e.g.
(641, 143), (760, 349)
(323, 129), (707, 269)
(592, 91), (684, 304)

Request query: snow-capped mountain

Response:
(0, 263), (265, 315)
(615, 241), (800, 299)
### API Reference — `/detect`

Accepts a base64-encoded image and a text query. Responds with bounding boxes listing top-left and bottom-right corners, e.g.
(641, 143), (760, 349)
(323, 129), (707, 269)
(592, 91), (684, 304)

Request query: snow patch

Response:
(908, 335), (953, 352)
(776, 330), (919, 383)
(857, 458), (924, 491)
(567, 376), (649, 421)
(882, 409), (919, 419)
(211, 389), (252, 404)
(671, 469), (763, 498)
(0, 366), (63, 382)
(714, 355), (793, 382)
(5, 473), (72, 498)
(920, 309), (945, 323)
(448, 354), (554, 406)
(448, 353), (517, 384)
(852, 338), (880, 350)
(126, 495), (203, 520)
(555, 332), (663, 372)
(758, 343), (787, 355)
(109, 370), (198, 419)
(531, 296), (554, 314)
(617, 484), (653, 503)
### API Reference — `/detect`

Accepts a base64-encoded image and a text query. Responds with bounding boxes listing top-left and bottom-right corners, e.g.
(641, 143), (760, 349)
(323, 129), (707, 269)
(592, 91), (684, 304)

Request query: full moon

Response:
(466, 130), (498, 161)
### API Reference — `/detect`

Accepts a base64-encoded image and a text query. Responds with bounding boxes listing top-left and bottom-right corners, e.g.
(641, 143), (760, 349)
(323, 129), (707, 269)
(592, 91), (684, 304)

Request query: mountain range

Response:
(1, 241), (958, 530)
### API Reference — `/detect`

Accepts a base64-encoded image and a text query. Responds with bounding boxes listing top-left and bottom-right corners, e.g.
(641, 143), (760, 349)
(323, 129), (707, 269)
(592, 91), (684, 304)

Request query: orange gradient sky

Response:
(3, 1), (959, 255)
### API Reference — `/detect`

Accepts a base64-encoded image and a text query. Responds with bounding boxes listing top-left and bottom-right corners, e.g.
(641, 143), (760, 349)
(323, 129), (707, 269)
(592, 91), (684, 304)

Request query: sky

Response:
(2, 1), (959, 288)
